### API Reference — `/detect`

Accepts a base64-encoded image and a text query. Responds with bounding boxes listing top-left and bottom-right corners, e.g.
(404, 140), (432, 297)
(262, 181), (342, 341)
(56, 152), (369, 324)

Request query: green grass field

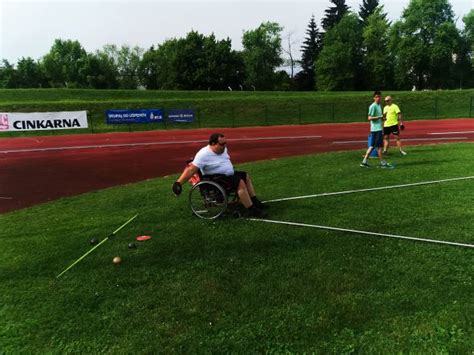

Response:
(1, 143), (473, 352)
(0, 89), (473, 136)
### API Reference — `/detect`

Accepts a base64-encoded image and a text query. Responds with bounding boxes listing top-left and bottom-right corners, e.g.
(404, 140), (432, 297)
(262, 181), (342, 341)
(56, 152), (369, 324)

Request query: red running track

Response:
(1, 118), (473, 213)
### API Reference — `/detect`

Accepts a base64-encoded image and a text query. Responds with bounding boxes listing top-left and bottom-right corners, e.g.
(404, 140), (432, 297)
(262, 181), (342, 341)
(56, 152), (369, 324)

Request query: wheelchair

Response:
(186, 163), (241, 220)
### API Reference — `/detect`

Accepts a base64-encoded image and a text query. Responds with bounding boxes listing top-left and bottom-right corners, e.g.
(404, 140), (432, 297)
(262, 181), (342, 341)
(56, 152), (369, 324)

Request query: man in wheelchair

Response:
(172, 133), (268, 218)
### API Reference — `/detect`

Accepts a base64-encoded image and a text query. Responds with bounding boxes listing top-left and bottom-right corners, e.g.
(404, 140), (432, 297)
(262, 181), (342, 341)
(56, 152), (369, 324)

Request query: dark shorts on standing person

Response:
(203, 170), (247, 191)
(383, 125), (400, 136)
(369, 131), (384, 148)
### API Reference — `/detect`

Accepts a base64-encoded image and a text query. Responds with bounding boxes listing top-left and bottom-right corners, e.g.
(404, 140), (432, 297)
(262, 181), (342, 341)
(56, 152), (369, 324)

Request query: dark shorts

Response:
(384, 125), (400, 136)
(203, 171), (247, 191)
(369, 131), (384, 148)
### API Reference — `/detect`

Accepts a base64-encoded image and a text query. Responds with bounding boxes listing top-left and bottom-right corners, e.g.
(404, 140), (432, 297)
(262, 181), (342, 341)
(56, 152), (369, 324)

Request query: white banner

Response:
(0, 111), (88, 132)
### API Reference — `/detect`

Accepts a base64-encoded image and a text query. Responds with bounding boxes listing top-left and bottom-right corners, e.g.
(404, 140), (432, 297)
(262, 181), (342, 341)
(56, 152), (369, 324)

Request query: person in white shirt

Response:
(172, 133), (267, 217)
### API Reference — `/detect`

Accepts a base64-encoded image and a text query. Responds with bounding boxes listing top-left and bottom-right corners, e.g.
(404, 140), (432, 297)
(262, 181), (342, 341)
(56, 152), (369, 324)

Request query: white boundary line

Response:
(429, 131), (474, 135)
(249, 218), (474, 249)
(0, 197), (13, 200)
(333, 137), (468, 144)
(264, 176), (474, 204)
(0, 135), (322, 154)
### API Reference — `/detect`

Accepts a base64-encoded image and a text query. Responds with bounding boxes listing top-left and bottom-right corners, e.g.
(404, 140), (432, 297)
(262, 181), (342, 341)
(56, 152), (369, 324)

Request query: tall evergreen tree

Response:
(322, 0), (349, 31)
(359, 0), (379, 23)
(295, 15), (321, 90)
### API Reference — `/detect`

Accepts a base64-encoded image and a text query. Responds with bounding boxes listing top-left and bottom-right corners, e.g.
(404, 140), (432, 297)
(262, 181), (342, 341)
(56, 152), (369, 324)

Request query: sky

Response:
(0, 0), (472, 63)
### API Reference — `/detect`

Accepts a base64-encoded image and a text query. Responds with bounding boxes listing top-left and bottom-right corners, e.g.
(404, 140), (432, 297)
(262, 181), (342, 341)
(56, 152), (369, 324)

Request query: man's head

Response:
(209, 133), (227, 154)
(373, 91), (382, 104)
(384, 96), (392, 105)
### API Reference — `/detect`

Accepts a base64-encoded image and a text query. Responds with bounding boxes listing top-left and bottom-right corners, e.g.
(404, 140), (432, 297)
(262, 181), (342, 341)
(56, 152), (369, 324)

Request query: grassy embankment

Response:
(0, 89), (472, 136)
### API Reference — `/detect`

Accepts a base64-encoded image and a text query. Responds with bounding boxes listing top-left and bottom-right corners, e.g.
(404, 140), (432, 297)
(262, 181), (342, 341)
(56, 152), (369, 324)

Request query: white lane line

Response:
(0, 197), (13, 200)
(333, 137), (468, 144)
(249, 218), (474, 249)
(429, 131), (474, 135)
(264, 176), (474, 203)
(0, 135), (322, 154)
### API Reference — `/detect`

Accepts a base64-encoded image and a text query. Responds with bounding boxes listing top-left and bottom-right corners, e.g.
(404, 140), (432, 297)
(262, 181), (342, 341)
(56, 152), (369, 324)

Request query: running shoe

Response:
(381, 162), (394, 169)
(246, 207), (268, 218)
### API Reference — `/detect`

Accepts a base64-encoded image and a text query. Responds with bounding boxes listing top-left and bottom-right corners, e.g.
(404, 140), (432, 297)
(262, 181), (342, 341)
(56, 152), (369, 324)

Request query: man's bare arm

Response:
(177, 163), (199, 185)
(172, 163), (200, 196)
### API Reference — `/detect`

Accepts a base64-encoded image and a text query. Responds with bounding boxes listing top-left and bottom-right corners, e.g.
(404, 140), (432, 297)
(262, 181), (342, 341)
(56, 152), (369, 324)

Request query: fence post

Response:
(231, 106), (235, 128)
(88, 111), (94, 133)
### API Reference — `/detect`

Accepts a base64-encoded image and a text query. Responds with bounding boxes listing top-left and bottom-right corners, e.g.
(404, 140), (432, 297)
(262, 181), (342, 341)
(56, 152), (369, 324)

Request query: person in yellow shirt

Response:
(383, 96), (407, 155)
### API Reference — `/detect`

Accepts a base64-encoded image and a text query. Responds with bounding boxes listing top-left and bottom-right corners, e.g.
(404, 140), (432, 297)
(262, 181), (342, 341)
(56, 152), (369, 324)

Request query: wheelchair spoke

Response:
(189, 181), (228, 219)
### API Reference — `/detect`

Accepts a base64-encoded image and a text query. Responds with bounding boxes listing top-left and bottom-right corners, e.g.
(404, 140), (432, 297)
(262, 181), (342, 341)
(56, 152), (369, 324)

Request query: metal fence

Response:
(1, 96), (473, 137)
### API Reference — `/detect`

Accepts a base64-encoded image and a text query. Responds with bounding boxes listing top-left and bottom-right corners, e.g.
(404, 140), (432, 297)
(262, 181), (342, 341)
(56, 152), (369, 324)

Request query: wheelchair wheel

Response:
(189, 180), (228, 219)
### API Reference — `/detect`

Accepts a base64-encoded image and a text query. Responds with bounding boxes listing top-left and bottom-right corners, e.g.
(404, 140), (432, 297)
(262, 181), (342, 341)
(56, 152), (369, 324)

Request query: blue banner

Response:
(106, 109), (164, 124)
(167, 109), (195, 123)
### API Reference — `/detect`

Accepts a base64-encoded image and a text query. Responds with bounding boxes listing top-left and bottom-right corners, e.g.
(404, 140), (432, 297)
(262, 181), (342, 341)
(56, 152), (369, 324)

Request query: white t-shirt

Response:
(192, 145), (234, 176)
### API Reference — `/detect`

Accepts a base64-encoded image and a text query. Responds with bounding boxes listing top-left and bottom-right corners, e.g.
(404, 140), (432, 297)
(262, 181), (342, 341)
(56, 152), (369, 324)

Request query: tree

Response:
(455, 9), (474, 88)
(173, 31), (243, 90)
(431, 22), (461, 88)
(15, 57), (46, 88)
(141, 32), (244, 90)
(96, 44), (143, 89)
(389, 0), (462, 89)
(322, 0), (349, 31)
(464, 10), (474, 51)
(242, 21), (284, 90)
(152, 39), (181, 89)
(362, 7), (392, 89)
(0, 60), (18, 88)
(295, 15), (322, 90)
(281, 31), (300, 81)
(316, 13), (361, 90)
(83, 52), (119, 89)
(463, 10), (474, 78)
(118, 45), (143, 89)
(359, 0), (379, 24)
(42, 39), (88, 87)
(138, 46), (160, 90)
(201, 35), (244, 90)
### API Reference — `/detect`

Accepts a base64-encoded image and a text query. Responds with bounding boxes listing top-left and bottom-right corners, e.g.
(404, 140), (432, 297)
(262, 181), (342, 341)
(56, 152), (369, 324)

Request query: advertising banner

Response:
(106, 109), (164, 124)
(0, 111), (88, 132)
(167, 109), (195, 123)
